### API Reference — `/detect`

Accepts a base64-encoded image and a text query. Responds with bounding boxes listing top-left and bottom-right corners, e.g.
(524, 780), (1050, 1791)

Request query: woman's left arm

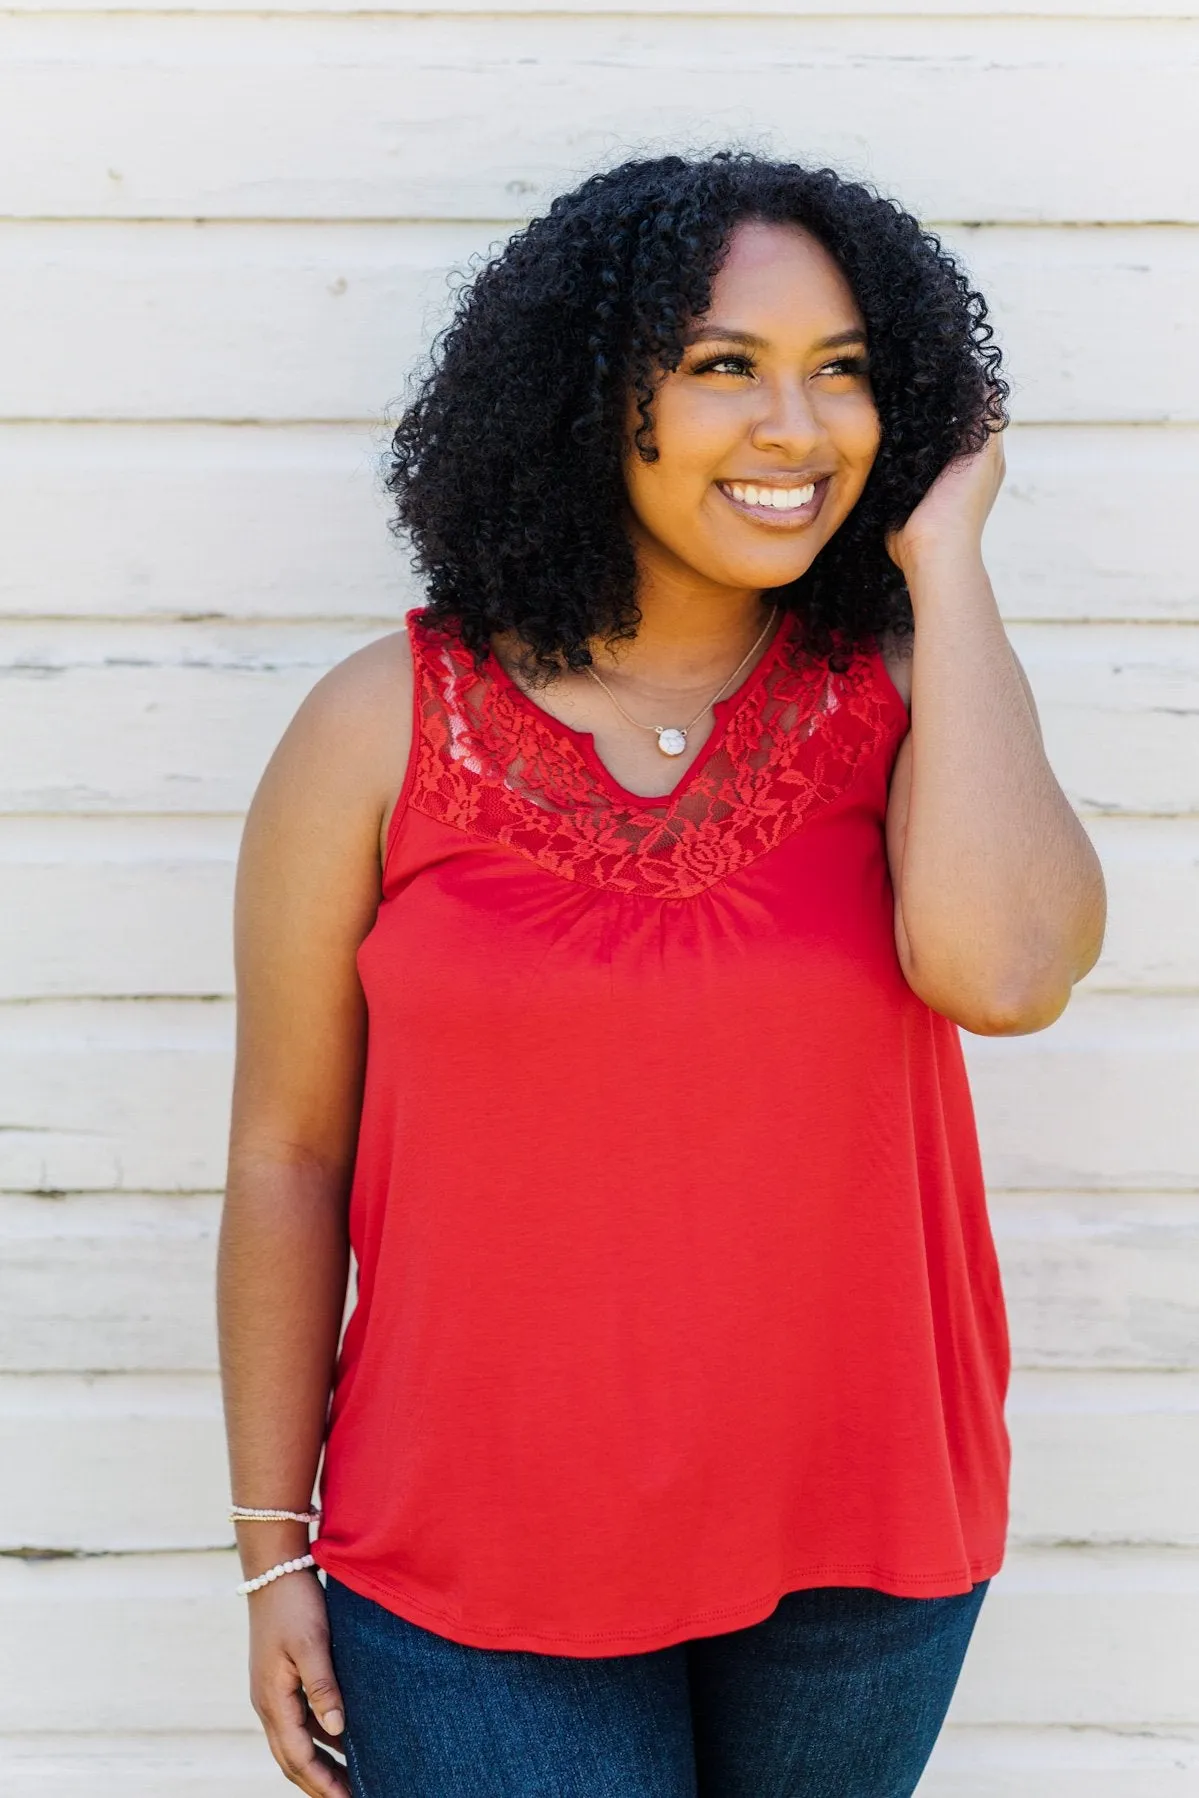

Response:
(883, 428), (1107, 1036)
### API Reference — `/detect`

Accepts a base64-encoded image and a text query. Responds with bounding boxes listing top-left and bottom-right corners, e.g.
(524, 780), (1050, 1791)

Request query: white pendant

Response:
(657, 727), (687, 757)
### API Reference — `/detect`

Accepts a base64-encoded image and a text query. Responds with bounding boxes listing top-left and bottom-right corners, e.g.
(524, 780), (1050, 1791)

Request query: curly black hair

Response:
(386, 149), (1008, 679)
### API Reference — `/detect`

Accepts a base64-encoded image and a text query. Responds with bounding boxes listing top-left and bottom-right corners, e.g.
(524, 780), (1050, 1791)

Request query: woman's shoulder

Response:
(301, 621), (414, 765)
(250, 622), (415, 880)
(319, 624), (416, 869)
(321, 620), (414, 713)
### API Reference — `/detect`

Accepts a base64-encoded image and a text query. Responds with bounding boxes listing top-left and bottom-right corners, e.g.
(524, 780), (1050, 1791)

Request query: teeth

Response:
(726, 482), (816, 510)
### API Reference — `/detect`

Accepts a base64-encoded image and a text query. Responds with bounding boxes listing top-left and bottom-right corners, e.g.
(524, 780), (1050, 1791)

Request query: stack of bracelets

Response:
(229, 1505), (320, 1596)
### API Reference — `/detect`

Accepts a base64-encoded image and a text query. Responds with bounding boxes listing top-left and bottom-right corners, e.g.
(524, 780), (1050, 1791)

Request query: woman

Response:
(217, 151), (1106, 1797)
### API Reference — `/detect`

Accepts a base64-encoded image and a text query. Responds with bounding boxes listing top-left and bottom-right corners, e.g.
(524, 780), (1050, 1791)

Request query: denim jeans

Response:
(324, 1572), (989, 1796)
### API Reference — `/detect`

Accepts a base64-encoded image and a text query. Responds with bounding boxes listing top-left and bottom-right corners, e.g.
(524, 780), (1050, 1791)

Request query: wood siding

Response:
(3, 1), (1196, 1788)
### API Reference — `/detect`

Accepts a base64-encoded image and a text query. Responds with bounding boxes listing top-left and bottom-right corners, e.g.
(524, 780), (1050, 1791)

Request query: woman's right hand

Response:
(248, 1570), (351, 1795)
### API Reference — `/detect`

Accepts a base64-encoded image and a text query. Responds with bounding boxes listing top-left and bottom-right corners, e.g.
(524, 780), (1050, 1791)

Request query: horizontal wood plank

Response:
(0, 1547), (1194, 1730)
(0, 219), (451, 424)
(1, 620), (1196, 816)
(1008, 1371), (1199, 1546)
(2, 224), (1197, 424)
(983, 425), (1199, 622)
(1005, 624), (1199, 818)
(3, 1369), (1196, 1552)
(8, 0), (1199, 14)
(0, 1004), (233, 1193)
(920, 1726), (1199, 1797)
(3, 1727), (1198, 1798)
(3, 423), (1197, 624)
(0, 422), (407, 621)
(957, 226), (1199, 422)
(5, 813), (1194, 1001)
(1082, 817), (1199, 992)
(0, 1553), (259, 1734)
(946, 1547), (1199, 1726)
(0, 1735), (281, 1798)
(961, 993), (1199, 1190)
(3, 17), (1198, 224)
(0, 1195), (223, 1371)
(0, 818), (241, 1001)
(3, 1187), (1196, 1373)
(993, 1196), (1199, 1369)
(0, 1373), (232, 1550)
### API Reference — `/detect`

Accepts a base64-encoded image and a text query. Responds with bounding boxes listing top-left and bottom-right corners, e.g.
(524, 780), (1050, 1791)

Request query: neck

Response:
(592, 593), (775, 686)
(489, 526), (783, 701)
(587, 518), (778, 690)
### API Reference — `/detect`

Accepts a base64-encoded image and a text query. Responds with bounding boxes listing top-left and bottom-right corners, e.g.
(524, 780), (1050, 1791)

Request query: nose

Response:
(749, 376), (825, 459)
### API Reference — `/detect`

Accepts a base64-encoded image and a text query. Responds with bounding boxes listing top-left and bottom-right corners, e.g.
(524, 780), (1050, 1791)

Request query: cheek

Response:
(622, 457), (693, 556)
(851, 398), (884, 463)
(653, 367), (753, 452)
(827, 387), (880, 447)
(830, 402), (883, 501)
(624, 403), (730, 523)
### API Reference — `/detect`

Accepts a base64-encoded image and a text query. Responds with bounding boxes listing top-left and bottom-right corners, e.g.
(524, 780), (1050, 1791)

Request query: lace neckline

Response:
(484, 609), (796, 811)
(405, 606), (904, 899)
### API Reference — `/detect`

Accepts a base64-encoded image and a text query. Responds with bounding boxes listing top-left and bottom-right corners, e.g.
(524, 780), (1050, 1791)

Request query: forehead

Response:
(702, 219), (864, 333)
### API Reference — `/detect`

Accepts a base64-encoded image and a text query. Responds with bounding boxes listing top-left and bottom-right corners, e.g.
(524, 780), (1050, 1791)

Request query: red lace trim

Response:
(406, 610), (899, 899)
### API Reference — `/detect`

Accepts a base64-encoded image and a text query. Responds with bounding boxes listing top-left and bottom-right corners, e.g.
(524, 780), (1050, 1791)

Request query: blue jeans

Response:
(325, 1573), (989, 1796)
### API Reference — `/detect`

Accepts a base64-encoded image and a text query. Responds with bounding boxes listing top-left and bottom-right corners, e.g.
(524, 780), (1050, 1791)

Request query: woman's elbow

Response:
(899, 949), (1076, 1037)
(959, 980), (1074, 1036)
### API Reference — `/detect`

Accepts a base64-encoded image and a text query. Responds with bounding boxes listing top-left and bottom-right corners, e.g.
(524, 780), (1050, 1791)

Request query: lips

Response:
(716, 476), (831, 527)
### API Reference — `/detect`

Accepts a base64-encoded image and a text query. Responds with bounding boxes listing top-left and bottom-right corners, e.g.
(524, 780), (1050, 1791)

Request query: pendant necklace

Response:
(583, 605), (779, 757)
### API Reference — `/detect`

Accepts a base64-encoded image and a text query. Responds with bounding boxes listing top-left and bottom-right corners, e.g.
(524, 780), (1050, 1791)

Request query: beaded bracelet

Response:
(229, 1505), (321, 1524)
(236, 1554), (317, 1596)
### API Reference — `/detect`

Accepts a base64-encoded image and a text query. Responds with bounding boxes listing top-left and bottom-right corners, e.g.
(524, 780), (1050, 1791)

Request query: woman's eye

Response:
(692, 353), (870, 380)
(693, 354), (755, 377)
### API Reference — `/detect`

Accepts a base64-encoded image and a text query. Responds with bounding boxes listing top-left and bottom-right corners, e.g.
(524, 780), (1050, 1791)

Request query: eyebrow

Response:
(683, 326), (868, 351)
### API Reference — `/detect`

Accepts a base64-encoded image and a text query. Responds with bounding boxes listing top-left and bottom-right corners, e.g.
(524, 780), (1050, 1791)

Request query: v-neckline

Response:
(485, 609), (796, 811)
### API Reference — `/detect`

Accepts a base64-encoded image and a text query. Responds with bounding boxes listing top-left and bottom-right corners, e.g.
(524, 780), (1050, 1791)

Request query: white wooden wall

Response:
(3, 1), (1198, 1791)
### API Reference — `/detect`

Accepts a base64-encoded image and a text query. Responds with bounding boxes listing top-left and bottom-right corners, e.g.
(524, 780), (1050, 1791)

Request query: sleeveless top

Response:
(311, 604), (1011, 1656)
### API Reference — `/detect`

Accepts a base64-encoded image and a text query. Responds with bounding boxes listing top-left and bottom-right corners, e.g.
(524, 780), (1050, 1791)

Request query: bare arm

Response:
(883, 432), (1107, 1036)
(217, 627), (412, 1795)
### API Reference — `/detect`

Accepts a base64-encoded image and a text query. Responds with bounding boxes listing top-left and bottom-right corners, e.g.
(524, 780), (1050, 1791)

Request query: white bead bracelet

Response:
(236, 1554), (317, 1596)
(229, 1505), (321, 1524)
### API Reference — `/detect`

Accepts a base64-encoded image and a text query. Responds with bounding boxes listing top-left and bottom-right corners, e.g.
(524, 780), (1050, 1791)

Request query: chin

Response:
(715, 553), (819, 588)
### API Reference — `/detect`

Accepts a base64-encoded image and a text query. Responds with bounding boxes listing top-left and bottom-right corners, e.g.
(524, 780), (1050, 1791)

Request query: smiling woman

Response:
(217, 150), (1105, 1798)
(620, 227), (882, 610)
(389, 152), (1007, 684)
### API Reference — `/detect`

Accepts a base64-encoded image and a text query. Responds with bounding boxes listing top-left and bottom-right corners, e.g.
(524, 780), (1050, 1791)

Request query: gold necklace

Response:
(583, 606), (780, 757)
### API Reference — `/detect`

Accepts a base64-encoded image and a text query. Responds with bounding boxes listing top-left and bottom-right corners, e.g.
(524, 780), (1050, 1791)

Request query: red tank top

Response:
(312, 604), (1011, 1655)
